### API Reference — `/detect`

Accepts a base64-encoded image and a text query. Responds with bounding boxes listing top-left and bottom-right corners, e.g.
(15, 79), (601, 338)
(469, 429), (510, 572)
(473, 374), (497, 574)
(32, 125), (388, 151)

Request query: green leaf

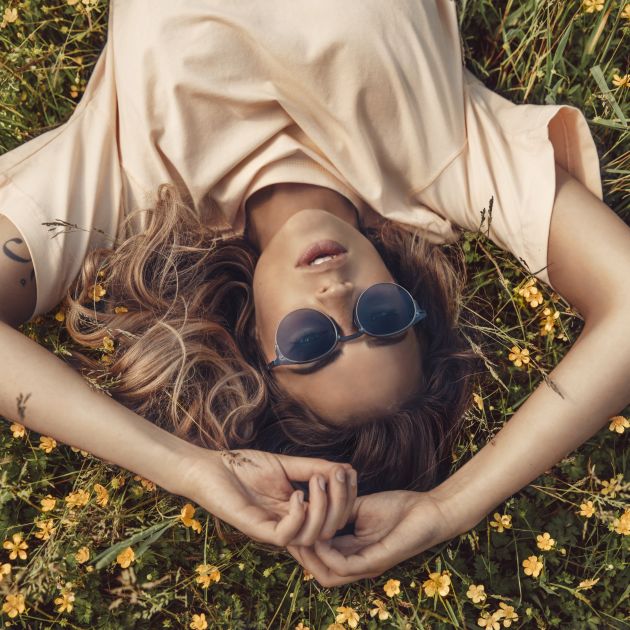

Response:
(91, 519), (175, 570)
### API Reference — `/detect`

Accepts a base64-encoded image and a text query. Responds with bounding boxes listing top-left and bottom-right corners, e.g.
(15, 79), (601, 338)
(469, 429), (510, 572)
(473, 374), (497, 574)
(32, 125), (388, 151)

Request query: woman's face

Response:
(252, 208), (423, 424)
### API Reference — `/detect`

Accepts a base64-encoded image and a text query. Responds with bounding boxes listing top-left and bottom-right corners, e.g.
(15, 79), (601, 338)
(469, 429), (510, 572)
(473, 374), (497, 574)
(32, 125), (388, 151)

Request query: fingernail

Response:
(351, 471), (357, 487)
(336, 469), (345, 483)
(297, 491), (304, 503)
(318, 476), (326, 491)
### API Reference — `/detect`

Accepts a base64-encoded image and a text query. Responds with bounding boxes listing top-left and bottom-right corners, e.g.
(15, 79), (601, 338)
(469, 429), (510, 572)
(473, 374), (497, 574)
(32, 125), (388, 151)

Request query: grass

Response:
(0, 0), (629, 628)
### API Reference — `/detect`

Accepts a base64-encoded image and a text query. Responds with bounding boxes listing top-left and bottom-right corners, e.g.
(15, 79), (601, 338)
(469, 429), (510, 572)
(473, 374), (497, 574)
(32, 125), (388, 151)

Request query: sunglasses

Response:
(266, 282), (427, 371)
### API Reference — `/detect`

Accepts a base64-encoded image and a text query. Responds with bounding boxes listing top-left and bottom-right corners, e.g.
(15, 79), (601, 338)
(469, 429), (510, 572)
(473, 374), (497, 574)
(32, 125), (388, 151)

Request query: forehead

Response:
(274, 331), (423, 422)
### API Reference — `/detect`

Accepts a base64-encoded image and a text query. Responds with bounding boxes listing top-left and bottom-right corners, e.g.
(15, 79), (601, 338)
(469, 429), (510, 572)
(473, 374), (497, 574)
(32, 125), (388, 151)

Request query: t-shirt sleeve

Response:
(412, 66), (603, 293)
(0, 38), (122, 320)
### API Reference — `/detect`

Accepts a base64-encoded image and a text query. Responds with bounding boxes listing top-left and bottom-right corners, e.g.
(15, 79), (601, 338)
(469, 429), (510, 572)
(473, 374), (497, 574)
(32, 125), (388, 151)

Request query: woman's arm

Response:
(430, 164), (630, 536)
(0, 317), (208, 499)
(283, 165), (630, 587)
(0, 319), (357, 546)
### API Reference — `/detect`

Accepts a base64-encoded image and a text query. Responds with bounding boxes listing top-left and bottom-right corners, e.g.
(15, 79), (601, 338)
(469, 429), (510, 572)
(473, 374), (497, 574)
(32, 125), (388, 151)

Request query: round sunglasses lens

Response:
(356, 284), (415, 335)
(276, 309), (337, 363)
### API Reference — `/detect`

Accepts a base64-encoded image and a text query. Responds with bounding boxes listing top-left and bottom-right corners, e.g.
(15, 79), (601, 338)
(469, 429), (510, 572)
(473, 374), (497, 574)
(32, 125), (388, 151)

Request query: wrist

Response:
(179, 445), (229, 509)
(427, 479), (484, 539)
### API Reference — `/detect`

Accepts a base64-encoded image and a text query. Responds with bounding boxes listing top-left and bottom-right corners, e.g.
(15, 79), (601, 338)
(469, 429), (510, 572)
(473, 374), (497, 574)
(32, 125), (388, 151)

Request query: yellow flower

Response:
(536, 532), (555, 551)
(67, 0), (80, 5)
(39, 435), (57, 453)
(497, 602), (519, 627)
(335, 606), (361, 628)
(180, 503), (202, 533)
(472, 392), (484, 411)
(114, 305), (128, 314)
(522, 555), (543, 578)
(93, 483), (110, 507)
(608, 415), (629, 434)
(302, 569), (314, 581)
(622, 4), (630, 21)
(578, 500), (595, 518)
(477, 610), (502, 630)
(101, 353), (113, 365)
(295, 623), (310, 630)
(87, 283), (106, 302)
(101, 335), (115, 353)
(383, 578), (400, 597)
(612, 73), (630, 88)
(583, 0), (604, 12)
(34, 519), (55, 541)
(0, 563), (12, 583)
(190, 613), (208, 630)
(116, 546), (135, 568)
(133, 475), (157, 491)
(40, 495), (57, 512)
(55, 310), (65, 322)
(466, 583), (486, 603)
(517, 278), (543, 308)
(65, 489), (90, 509)
(612, 508), (630, 535)
(195, 564), (221, 588)
(422, 570), (451, 597)
(600, 474), (623, 498)
(577, 577), (600, 590)
(489, 512), (512, 533)
(10, 422), (25, 438)
(2, 592), (26, 618)
(369, 598), (390, 621)
(3, 533), (28, 561)
(75, 546), (90, 564)
(326, 625), (346, 630)
(2, 8), (18, 24)
(507, 346), (530, 368)
(54, 590), (75, 613)
(539, 307), (560, 336)
(70, 445), (90, 456)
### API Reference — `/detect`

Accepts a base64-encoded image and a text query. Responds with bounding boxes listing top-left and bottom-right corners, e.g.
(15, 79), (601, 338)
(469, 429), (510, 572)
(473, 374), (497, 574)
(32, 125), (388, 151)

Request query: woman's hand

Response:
(287, 490), (450, 587)
(185, 447), (358, 548)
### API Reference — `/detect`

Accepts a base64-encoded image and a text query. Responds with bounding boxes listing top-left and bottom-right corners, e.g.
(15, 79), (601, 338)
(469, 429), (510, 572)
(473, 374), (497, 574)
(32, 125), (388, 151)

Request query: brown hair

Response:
(62, 184), (481, 499)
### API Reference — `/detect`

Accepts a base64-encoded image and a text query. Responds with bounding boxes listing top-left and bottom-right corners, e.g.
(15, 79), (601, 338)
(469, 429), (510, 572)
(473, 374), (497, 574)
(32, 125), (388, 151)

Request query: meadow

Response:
(0, 1), (628, 628)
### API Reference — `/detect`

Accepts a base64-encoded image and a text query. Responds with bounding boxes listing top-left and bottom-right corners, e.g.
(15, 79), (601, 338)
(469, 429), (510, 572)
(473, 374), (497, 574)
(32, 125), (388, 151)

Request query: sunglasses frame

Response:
(265, 282), (427, 371)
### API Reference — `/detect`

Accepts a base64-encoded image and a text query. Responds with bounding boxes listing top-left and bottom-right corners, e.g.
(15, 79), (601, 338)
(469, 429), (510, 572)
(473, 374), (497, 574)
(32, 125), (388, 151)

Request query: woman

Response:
(1, 0), (628, 586)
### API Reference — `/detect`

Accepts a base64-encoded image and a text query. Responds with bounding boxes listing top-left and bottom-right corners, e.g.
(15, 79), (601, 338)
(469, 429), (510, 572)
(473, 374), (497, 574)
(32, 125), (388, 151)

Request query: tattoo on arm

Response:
(3, 237), (30, 263)
(16, 392), (31, 424)
(3, 237), (35, 287)
(220, 450), (260, 468)
(21, 269), (35, 288)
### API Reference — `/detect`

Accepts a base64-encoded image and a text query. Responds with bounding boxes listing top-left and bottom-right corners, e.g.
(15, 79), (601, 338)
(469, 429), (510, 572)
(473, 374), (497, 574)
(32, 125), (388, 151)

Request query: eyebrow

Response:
(288, 332), (409, 375)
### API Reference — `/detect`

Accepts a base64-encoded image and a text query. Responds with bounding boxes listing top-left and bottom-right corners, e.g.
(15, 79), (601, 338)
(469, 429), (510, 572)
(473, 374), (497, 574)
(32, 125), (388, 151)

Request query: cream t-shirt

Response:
(0, 0), (603, 319)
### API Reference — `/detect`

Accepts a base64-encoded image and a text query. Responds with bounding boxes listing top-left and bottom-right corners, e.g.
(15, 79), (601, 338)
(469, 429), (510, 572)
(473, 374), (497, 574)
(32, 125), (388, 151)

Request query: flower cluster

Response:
(195, 564), (221, 588)
(477, 603), (518, 629)
(517, 278), (543, 308)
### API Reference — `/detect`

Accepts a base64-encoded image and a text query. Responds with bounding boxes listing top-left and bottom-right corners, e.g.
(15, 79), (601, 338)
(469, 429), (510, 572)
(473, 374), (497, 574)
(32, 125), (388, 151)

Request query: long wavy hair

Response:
(62, 183), (481, 503)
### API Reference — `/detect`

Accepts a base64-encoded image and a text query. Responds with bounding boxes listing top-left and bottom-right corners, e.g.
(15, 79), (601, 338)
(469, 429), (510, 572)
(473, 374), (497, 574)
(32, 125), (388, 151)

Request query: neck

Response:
(244, 183), (362, 252)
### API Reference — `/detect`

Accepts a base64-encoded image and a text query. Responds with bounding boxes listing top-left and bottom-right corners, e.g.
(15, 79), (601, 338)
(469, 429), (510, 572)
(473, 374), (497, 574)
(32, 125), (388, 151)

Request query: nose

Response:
(315, 281), (357, 336)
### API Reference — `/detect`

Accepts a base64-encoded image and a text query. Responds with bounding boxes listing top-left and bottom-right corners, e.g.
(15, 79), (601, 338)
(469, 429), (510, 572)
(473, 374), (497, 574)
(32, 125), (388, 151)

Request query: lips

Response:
(296, 240), (348, 268)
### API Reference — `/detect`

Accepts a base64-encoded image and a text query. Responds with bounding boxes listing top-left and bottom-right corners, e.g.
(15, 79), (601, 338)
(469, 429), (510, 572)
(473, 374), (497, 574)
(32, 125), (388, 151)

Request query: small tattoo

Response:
(16, 392), (31, 423)
(219, 450), (260, 468)
(19, 268), (35, 287)
(3, 238), (31, 263)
